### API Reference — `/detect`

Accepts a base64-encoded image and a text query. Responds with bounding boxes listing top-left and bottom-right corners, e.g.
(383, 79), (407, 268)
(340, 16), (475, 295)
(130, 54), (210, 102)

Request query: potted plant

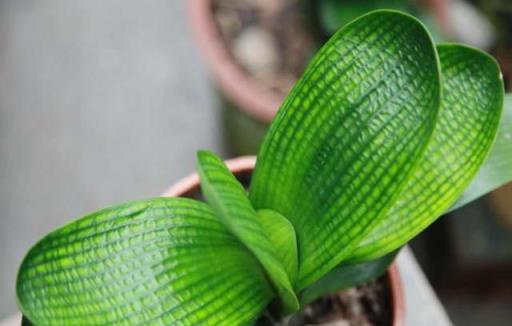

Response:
(15, 11), (510, 325)
(160, 156), (405, 325)
(188, 0), (449, 154)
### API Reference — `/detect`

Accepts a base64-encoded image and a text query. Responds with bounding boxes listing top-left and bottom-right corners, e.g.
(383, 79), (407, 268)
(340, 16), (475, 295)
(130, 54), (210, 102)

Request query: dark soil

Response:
(293, 277), (392, 325)
(254, 277), (391, 326)
(212, 0), (315, 96)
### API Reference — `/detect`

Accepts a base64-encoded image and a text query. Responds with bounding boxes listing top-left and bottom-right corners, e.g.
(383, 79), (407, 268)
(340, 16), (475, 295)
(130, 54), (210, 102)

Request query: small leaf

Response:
(350, 44), (504, 261)
(17, 198), (273, 325)
(299, 251), (397, 305)
(448, 93), (512, 212)
(257, 209), (298, 283)
(249, 10), (440, 289)
(197, 151), (299, 314)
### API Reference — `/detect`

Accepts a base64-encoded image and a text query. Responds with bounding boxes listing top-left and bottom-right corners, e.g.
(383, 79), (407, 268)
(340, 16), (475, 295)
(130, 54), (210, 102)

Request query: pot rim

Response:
(161, 155), (405, 326)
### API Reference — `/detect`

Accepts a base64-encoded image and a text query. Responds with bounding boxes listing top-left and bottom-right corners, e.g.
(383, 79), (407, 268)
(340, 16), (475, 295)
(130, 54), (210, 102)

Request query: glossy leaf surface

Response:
(17, 198), (273, 325)
(197, 151), (299, 313)
(250, 10), (440, 289)
(350, 44), (504, 260)
(449, 93), (512, 211)
(257, 209), (298, 283)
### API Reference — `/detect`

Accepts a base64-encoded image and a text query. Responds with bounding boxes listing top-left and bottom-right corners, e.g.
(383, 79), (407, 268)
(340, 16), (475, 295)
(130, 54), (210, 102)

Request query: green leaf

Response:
(250, 10), (441, 289)
(350, 44), (504, 261)
(299, 250), (397, 306)
(196, 151), (299, 314)
(257, 209), (298, 283)
(448, 93), (512, 212)
(17, 198), (273, 325)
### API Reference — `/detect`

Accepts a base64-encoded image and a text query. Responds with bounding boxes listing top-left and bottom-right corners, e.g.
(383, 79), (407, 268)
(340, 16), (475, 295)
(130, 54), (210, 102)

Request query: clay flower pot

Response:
(162, 156), (405, 326)
(187, 0), (449, 155)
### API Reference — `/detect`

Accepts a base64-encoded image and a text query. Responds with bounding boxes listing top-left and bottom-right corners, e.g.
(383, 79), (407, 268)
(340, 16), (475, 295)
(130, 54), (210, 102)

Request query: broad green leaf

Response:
(196, 151), (299, 314)
(350, 44), (504, 261)
(448, 93), (512, 212)
(17, 198), (273, 326)
(299, 250), (397, 305)
(250, 10), (440, 289)
(257, 209), (298, 283)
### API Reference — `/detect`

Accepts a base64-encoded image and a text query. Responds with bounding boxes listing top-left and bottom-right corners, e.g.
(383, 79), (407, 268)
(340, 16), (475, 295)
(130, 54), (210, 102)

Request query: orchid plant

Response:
(16, 10), (512, 326)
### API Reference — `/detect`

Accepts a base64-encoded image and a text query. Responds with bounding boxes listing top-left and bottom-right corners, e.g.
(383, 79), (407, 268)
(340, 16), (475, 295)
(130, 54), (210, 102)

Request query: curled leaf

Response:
(197, 150), (299, 313)
(350, 44), (504, 261)
(250, 10), (440, 288)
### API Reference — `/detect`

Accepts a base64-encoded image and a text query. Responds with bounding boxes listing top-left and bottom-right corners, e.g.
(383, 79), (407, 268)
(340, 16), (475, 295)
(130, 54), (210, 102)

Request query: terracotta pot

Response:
(187, 0), (277, 154)
(187, 0), (449, 155)
(187, 0), (281, 124)
(162, 156), (405, 326)
(427, 0), (450, 35)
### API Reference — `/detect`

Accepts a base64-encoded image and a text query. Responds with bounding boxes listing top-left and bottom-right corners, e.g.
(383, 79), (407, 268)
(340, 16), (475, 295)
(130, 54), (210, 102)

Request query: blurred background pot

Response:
(163, 156), (405, 326)
(187, 0), (448, 155)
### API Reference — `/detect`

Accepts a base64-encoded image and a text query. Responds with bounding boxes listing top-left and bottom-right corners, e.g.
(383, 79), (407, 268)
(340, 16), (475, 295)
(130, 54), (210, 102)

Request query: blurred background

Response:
(0, 0), (227, 319)
(0, 0), (511, 325)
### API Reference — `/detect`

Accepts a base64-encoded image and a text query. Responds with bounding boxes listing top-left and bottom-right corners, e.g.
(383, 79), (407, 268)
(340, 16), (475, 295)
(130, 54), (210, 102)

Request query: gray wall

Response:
(0, 0), (225, 317)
